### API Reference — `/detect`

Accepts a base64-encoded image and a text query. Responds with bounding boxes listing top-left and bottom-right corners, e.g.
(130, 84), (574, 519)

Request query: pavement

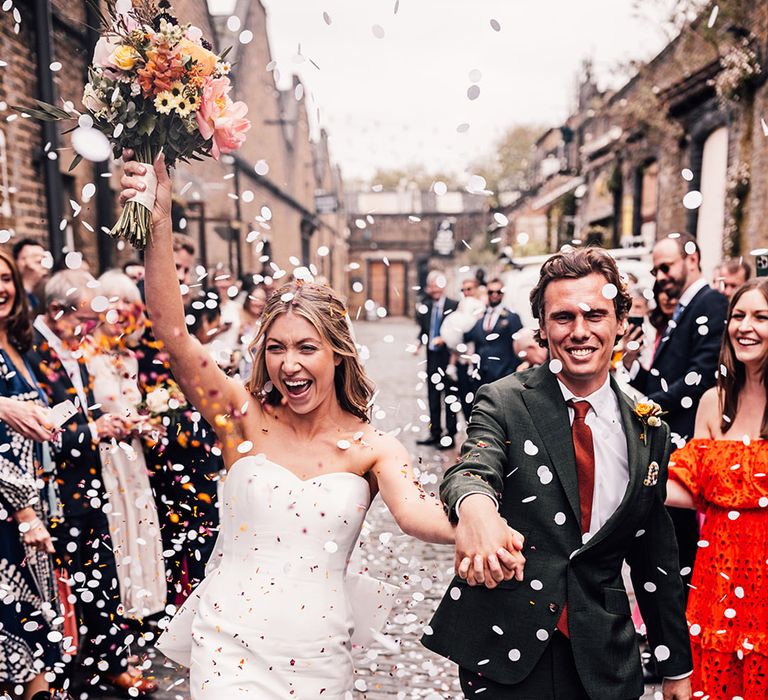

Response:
(68, 317), (661, 700)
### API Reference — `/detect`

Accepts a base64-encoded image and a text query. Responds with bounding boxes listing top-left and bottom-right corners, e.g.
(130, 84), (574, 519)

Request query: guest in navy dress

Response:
(0, 249), (64, 698)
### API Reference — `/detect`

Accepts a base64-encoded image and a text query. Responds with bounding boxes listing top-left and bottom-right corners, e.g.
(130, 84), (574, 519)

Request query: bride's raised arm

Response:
(120, 152), (250, 450)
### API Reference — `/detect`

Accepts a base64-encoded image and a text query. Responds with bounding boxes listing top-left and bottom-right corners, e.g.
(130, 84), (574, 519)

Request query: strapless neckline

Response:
(229, 454), (371, 498)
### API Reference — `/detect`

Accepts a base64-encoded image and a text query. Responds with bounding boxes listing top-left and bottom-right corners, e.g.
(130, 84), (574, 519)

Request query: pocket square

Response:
(643, 461), (659, 487)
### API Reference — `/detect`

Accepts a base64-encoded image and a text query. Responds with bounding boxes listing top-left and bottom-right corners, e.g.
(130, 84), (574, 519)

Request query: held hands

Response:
(94, 413), (130, 441)
(455, 494), (525, 589)
(662, 676), (692, 700)
(0, 397), (57, 442)
(119, 149), (172, 232)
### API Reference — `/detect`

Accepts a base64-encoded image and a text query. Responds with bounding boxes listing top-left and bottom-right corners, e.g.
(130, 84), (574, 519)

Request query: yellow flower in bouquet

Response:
(113, 45), (140, 71)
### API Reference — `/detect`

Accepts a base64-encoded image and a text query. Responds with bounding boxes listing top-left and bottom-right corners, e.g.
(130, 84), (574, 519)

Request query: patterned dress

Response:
(0, 348), (61, 682)
(669, 438), (768, 700)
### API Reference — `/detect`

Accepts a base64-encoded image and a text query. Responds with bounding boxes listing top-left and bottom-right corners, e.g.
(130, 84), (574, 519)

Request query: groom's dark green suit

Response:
(422, 364), (692, 699)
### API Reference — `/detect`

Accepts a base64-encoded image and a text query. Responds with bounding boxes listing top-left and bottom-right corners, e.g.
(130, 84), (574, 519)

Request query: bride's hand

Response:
(119, 149), (172, 231)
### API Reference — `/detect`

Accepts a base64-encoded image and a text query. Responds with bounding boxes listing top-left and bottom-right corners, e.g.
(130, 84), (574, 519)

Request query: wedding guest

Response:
(235, 277), (267, 379)
(134, 244), (221, 606)
(415, 270), (459, 448)
(84, 270), (166, 619)
(123, 259), (146, 284)
(209, 263), (240, 349)
(0, 250), (63, 699)
(666, 277), (768, 699)
(28, 270), (157, 695)
(512, 327), (548, 371)
(463, 278), (523, 386)
(625, 233), (728, 593)
(712, 257), (751, 301)
(12, 237), (48, 311)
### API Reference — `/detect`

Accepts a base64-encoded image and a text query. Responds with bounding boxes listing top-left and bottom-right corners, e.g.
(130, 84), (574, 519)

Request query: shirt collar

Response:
(556, 374), (614, 417)
(33, 315), (67, 357)
(677, 277), (708, 309)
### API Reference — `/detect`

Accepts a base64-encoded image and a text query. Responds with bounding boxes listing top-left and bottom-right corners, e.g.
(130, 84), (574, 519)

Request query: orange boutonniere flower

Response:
(634, 401), (665, 444)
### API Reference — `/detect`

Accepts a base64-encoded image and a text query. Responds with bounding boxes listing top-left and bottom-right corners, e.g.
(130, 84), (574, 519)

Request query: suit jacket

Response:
(422, 365), (692, 697)
(416, 296), (459, 365)
(630, 285), (727, 441)
(464, 305), (523, 383)
(27, 329), (104, 517)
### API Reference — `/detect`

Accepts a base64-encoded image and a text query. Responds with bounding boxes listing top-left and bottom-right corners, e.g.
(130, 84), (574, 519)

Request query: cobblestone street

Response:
(83, 317), (660, 700)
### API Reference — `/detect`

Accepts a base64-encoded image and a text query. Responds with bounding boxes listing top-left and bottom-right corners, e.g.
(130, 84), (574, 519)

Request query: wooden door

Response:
(367, 260), (408, 316)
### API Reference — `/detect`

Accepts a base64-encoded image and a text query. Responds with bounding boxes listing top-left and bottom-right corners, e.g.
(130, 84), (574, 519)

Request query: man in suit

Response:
(28, 270), (157, 694)
(464, 277), (523, 386)
(415, 270), (459, 448)
(624, 233), (728, 587)
(423, 248), (692, 699)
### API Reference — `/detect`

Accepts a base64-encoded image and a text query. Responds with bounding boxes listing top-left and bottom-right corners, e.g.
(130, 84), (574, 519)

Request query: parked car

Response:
(500, 247), (653, 328)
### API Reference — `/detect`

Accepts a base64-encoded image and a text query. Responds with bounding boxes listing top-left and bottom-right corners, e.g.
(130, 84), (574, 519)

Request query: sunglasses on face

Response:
(488, 289), (503, 295)
(650, 262), (674, 276)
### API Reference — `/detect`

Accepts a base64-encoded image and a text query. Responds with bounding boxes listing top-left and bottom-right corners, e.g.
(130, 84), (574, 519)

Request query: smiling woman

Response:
(665, 277), (768, 699)
(0, 250), (64, 699)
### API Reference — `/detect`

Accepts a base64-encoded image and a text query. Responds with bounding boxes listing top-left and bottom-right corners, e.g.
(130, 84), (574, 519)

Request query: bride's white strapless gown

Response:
(157, 455), (396, 700)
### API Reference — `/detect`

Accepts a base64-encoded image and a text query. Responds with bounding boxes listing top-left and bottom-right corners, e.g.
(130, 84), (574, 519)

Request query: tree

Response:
(472, 124), (544, 206)
(368, 165), (460, 191)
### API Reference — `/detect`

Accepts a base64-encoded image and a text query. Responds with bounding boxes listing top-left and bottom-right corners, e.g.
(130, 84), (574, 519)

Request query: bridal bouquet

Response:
(22, 0), (250, 249)
(142, 379), (188, 423)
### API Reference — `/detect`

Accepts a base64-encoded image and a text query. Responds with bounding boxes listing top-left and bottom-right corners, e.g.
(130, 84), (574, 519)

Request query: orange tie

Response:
(556, 399), (595, 637)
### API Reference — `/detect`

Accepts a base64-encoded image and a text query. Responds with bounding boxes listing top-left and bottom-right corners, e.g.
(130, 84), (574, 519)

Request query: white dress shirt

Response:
(556, 376), (629, 537)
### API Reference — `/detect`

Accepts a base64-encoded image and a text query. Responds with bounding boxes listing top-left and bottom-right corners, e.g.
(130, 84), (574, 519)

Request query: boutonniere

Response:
(634, 400), (665, 445)
(643, 461), (660, 487)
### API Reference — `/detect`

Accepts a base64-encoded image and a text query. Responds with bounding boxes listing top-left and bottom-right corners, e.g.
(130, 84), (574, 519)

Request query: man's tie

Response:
(556, 399), (596, 638)
(483, 308), (495, 333)
(429, 302), (441, 350)
(671, 302), (685, 324)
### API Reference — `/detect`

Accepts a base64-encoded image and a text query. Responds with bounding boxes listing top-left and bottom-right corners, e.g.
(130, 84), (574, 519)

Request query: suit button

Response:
(549, 603), (559, 613)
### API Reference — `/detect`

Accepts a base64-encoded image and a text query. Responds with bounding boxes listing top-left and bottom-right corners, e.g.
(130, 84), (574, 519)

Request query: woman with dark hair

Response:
(666, 277), (768, 699)
(119, 154), (522, 698)
(0, 250), (64, 699)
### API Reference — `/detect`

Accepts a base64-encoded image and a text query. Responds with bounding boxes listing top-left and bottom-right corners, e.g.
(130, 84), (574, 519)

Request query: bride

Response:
(119, 153), (524, 699)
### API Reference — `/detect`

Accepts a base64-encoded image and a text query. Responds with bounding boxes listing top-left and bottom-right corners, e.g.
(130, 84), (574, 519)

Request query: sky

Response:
(211, 0), (682, 182)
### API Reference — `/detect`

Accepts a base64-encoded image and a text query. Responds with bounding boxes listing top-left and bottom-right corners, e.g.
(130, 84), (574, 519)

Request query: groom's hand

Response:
(662, 677), (691, 700)
(455, 494), (525, 589)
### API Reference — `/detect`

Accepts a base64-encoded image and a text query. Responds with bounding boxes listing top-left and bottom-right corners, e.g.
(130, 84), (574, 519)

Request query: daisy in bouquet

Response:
(22, 0), (250, 249)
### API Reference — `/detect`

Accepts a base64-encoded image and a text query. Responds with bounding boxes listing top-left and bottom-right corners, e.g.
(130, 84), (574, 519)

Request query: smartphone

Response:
(627, 316), (644, 333)
(50, 399), (78, 428)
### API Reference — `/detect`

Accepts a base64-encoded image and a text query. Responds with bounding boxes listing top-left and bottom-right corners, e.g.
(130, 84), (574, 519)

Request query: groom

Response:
(423, 248), (692, 699)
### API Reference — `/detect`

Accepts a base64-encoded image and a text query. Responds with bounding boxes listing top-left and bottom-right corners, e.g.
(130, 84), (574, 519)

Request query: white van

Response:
(500, 247), (653, 328)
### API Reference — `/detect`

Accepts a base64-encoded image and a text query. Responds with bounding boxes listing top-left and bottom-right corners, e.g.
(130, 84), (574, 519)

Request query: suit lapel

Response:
(521, 366), (581, 525)
(577, 378), (650, 555)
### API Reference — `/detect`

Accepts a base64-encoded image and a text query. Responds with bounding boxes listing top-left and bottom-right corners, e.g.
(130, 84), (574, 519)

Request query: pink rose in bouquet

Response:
(196, 76), (251, 159)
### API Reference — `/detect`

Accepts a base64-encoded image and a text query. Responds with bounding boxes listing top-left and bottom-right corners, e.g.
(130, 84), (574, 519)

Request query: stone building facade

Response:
(505, 1), (768, 277)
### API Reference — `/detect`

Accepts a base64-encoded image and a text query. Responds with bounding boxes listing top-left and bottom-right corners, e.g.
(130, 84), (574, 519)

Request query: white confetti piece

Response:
(536, 629), (549, 641)
(237, 440), (253, 454)
(523, 440), (538, 456)
(554, 512), (566, 525)
(602, 283), (617, 299)
(449, 586), (461, 601)
(683, 191), (703, 209)
(654, 644), (670, 661)
(337, 439), (351, 450)
(508, 648), (521, 661)
(324, 540), (338, 553)
(549, 358), (563, 374)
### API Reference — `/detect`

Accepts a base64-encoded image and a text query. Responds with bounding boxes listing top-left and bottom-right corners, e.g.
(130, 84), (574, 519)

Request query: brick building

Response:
(346, 187), (491, 317)
(505, 1), (768, 276)
(0, 0), (347, 288)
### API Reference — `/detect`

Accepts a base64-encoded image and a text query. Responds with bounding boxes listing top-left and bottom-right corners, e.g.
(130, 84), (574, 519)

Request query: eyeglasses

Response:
(462, 287), (475, 292)
(488, 289), (503, 295)
(650, 262), (673, 277)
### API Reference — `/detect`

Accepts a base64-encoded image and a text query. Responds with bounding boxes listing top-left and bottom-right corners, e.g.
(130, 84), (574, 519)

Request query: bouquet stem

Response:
(108, 142), (158, 250)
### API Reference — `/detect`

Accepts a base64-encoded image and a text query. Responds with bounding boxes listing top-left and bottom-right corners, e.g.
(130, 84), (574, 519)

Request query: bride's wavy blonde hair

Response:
(246, 281), (374, 422)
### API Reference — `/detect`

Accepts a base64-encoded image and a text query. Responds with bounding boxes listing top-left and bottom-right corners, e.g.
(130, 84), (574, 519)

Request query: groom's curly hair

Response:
(529, 246), (632, 348)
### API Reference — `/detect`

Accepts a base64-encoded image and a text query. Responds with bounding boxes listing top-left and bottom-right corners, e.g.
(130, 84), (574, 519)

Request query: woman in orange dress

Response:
(666, 277), (768, 699)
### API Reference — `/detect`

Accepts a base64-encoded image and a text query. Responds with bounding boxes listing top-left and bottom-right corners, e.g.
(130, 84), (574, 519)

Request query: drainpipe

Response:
(84, 0), (114, 272)
(32, 0), (64, 258)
